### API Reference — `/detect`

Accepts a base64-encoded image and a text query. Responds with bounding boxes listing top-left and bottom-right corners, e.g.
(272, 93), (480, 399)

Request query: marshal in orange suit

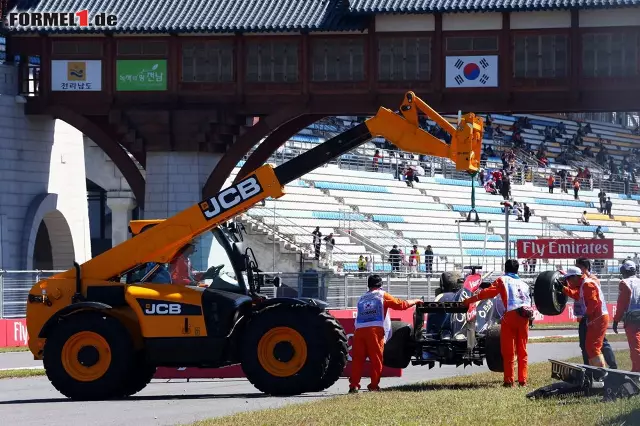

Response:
(560, 266), (609, 367)
(349, 275), (422, 393)
(463, 259), (533, 387)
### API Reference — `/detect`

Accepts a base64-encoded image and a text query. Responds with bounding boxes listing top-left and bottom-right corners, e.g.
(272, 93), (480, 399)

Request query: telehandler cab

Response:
(26, 92), (483, 400)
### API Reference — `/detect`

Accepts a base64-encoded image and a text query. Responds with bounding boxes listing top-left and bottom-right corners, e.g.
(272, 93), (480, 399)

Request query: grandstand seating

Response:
(224, 112), (640, 274)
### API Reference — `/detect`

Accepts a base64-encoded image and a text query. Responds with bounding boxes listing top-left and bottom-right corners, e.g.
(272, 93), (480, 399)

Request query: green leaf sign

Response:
(116, 60), (167, 91)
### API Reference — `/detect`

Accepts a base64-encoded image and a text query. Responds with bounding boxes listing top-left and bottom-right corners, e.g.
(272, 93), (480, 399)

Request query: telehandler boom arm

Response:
(54, 91), (482, 282)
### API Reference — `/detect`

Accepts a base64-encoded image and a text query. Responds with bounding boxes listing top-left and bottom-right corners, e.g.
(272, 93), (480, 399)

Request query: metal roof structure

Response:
(5, 0), (640, 33)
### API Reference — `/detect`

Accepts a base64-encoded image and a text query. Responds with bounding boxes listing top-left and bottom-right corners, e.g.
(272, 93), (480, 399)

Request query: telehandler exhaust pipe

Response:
(72, 261), (82, 302)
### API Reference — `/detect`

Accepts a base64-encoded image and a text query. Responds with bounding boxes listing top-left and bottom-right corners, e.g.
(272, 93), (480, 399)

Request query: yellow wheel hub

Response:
(257, 327), (308, 377)
(61, 331), (112, 382)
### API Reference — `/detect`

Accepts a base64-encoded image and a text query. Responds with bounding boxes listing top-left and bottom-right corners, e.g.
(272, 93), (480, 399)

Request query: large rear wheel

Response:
(305, 311), (348, 392)
(484, 325), (504, 372)
(241, 304), (343, 396)
(44, 313), (134, 400)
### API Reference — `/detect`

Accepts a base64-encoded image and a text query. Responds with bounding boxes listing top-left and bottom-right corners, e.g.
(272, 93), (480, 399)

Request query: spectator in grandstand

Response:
(357, 255), (366, 272)
(573, 178), (581, 200)
(404, 167), (417, 188)
(324, 233), (335, 267)
(579, 211), (590, 226)
(349, 274), (423, 393)
(547, 174), (555, 193)
(556, 121), (566, 134)
(523, 203), (532, 223)
(559, 170), (568, 193)
(514, 202), (523, 221)
(478, 167), (485, 185)
(312, 227), (322, 260)
(425, 245), (434, 274)
(543, 126), (555, 142)
(365, 256), (373, 273)
(500, 175), (511, 200)
(409, 245), (420, 276)
(495, 125), (505, 138)
(583, 146), (594, 158)
(574, 258), (618, 369)
(605, 197), (613, 218)
(372, 149), (381, 172)
(598, 189), (607, 213)
(485, 178), (498, 195)
(463, 259), (532, 387)
(486, 114), (493, 127)
(614, 260), (640, 372)
(594, 226), (605, 239)
(529, 258), (537, 273)
(388, 245), (401, 273)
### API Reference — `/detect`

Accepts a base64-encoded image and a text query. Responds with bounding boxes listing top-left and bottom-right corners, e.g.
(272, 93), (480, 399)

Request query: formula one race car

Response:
(383, 267), (505, 372)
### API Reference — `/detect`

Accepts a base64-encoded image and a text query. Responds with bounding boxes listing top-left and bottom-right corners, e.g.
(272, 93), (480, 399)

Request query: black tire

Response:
(485, 325), (504, 373)
(383, 321), (414, 369)
(305, 312), (349, 392)
(120, 351), (156, 397)
(43, 313), (134, 401)
(533, 271), (567, 316)
(241, 304), (335, 396)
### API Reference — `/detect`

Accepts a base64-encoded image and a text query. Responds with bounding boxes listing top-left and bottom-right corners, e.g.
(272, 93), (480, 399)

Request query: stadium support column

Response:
(106, 191), (137, 247)
(143, 152), (223, 271)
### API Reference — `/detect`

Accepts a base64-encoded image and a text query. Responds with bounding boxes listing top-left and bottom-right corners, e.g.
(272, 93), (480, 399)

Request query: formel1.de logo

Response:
(5, 10), (118, 29)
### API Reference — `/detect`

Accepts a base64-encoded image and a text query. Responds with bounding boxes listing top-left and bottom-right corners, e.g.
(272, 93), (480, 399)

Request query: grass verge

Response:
(531, 333), (627, 344)
(192, 350), (640, 426)
(0, 347), (30, 354)
(0, 369), (45, 379)
(531, 322), (579, 330)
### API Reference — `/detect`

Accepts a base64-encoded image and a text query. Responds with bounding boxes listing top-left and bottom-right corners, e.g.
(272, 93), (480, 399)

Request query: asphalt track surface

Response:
(0, 341), (628, 426)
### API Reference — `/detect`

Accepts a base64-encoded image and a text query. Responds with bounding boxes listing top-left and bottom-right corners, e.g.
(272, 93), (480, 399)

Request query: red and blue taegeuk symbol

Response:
(463, 63), (480, 80)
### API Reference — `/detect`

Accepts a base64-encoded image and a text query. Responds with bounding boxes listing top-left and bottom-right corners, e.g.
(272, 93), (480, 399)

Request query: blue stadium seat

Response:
(559, 225), (609, 232)
(372, 215), (405, 223)
(312, 211), (366, 220)
(452, 205), (503, 214)
(236, 160), (246, 167)
(534, 198), (594, 208)
(313, 181), (389, 193)
(464, 249), (506, 257)
(435, 178), (473, 187)
(460, 233), (503, 242)
(290, 134), (323, 144)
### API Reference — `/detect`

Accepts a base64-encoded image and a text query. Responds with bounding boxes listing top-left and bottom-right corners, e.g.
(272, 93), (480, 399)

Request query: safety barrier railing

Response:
(2, 269), (627, 316)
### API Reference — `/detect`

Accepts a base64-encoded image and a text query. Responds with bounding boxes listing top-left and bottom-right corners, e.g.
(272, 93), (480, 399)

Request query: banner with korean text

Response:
(116, 60), (167, 91)
(51, 60), (102, 91)
(516, 238), (615, 259)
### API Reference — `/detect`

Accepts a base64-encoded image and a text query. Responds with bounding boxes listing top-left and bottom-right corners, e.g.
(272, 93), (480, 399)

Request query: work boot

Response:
(519, 382), (527, 387)
(348, 384), (360, 394)
(503, 382), (514, 388)
(367, 385), (381, 392)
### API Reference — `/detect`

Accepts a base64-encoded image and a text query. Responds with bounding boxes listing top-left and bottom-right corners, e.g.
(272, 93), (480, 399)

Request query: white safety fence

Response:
(0, 269), (625, 319)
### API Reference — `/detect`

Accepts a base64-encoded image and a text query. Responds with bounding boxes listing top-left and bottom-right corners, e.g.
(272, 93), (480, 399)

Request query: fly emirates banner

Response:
(516, 238), (614, 259)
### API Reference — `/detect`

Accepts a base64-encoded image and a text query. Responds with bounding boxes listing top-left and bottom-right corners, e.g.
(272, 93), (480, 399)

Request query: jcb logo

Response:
(200, 175), (263, 220)
(145, 303), (182, 315)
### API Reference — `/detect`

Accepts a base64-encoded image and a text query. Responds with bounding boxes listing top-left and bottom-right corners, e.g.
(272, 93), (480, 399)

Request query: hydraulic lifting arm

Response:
(54, 91), (483, 283)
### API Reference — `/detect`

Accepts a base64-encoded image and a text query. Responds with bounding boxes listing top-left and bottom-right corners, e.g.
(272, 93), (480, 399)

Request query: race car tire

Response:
(533, 270), (567, 316)
(383, 321), (414, 369)
(485, 325), (504, 373)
